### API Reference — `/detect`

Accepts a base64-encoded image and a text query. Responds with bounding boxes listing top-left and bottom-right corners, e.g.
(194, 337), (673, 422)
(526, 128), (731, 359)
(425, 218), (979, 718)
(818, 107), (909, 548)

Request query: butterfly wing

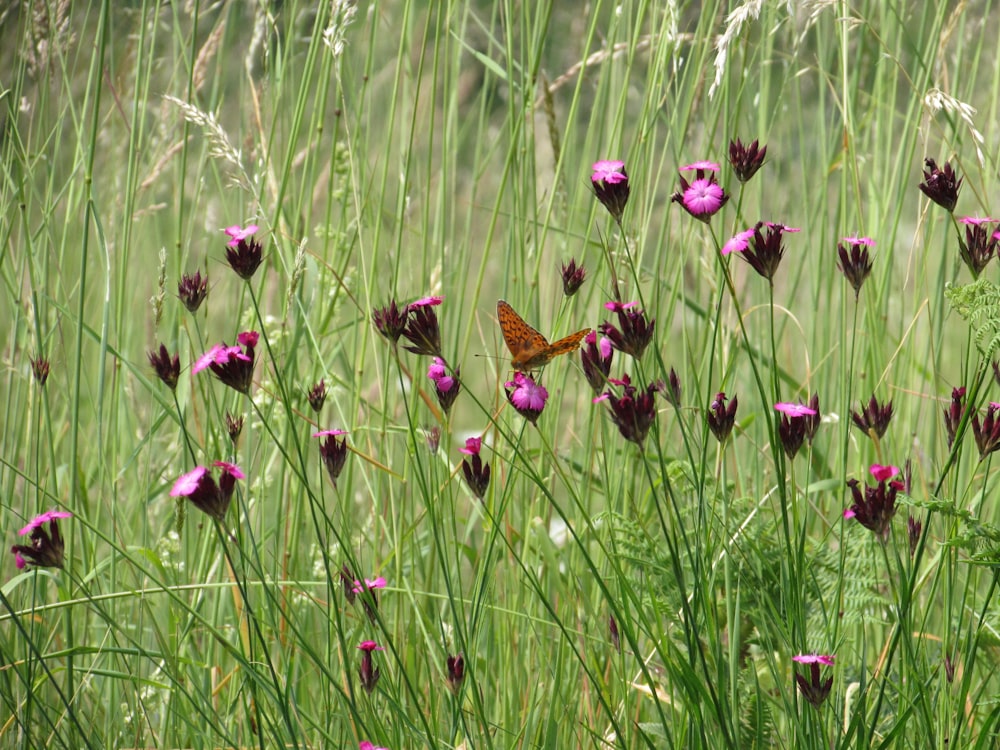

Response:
(547, 328), (591, 358)
(497, 300), (549, 370)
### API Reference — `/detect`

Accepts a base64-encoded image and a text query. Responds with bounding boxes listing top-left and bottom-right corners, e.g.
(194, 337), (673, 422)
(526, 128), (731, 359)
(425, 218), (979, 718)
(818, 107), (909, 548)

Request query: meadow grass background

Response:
(3, 0), (1000, 747)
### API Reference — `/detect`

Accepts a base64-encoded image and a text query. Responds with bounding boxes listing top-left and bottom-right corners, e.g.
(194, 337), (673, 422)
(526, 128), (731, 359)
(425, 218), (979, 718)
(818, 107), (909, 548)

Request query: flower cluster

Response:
(707, 392), (738, 444)
(775, 401), (819, 459)
(844, 464), (902, 542)
(792, 654), (835, 708)
(836, 237), (875, 297)
(505, 373), (548, 425)
(427, 357), (461, 414)
(580, 331), (613, 393)
(596, 374), (659, 446)
(460, 437), (491, 500)
(314, 430), (349, 487)
(957, 217), (999, 279)
(599, 301), (655, 361)
(591, 160), (630, 224)
(224, 224), (263, 280)
(671, 162), (729, 222)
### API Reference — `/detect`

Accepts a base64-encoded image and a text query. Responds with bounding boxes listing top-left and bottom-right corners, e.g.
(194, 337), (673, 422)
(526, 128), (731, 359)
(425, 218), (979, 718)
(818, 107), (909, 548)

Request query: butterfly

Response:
(496, 299), (590, 372)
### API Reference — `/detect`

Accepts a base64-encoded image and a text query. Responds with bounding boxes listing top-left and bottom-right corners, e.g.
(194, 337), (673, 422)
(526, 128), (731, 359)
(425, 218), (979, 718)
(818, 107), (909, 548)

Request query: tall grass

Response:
(3, 0), (1000, 747)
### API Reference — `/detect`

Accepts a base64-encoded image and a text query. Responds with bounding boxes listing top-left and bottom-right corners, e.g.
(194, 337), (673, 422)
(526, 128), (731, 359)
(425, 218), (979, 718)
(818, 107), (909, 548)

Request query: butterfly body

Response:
(497, 299), (590, 371)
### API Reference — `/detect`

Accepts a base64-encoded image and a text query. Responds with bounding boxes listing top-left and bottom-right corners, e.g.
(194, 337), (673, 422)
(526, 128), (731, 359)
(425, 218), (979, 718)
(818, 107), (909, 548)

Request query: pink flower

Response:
(352, 576), (387, 594)
(237, 330), (259, 347)
(506, 373), (548, 412)
(680, 161), (720, 172)
(460, 437), (482, 455)
(427, 357), (454, 392)
(959, 216), (998, 226)
(764, 221), (800, 233)
(213, 461), (246, 480)
(170, 466), (208, 497)
(842, 235), (875, 246)
(603, 300), (638, 311)
(358, 640), (384, 653)
(18, 510), (73, 536)
(224, 224), (259, 247)
(774, 402), (817, 418)
(359, 742), (387, 750)
(313, 429), (349, 437)
(408, 295), (443, 310)
(869, 464), (900, 482)
(592, 160), (627, 183)
(679, 178), (725, 217)
(793, 653), (835, 666)
(722, 228), (755, 255)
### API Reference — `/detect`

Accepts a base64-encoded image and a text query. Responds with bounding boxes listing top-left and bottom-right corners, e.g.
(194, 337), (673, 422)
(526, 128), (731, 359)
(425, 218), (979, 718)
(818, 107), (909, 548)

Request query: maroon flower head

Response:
(170, 462), (245, 521)
(599, 300), (655, 361)
(425, 425), (441, 454)
(313, 429), (349, 487)
(148, 344), (181, 391)
(836, 237), (875, 298)
(11, 510), (72, 570)
(460, 436), (491, 500)
(907, 514), (922, 558)
(957, 217), (999, 279)
(852, 394), (893, 441)
(671, 162), (729, 222)
(918, 158), (962, 212)
(707, 391), (738, 444)
(609, 614), (621, 654)
(740, 221), (800, 282)
(943, 386), (966, 448)
(972, 401), (1000, 460)
(580, 331), (613, 393)
(30, 355), (50, 386)
(427, 357), (460, 414)
(223, 224), (263, 280)
(372, 299), (409, 343)
(844, 473), (899, 543)
(225, 412), (244, 446)
(665, 368), (682, 407)
(793, 654), (835, 709)
(402, 304), (443, 358)
(591, 159), (630, 224)
(357, 640), (384, 694)
(728, 138), (767, 183)
(178, 270), (209, 313)
(775, 402), (817, 460)
(597, 374), (658, 446)
(192, 331), (258, 395)
(505, 372), (548, 424)
(446, 652), (465, 693)
(803, 392), (821, 445)
(560, 258), (587, 297)
(307, 379), (327, 412)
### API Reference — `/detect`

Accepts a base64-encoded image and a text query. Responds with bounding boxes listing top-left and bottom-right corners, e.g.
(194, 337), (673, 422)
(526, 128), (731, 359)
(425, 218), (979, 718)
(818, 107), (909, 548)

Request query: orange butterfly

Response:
(497, 299), (590, 372)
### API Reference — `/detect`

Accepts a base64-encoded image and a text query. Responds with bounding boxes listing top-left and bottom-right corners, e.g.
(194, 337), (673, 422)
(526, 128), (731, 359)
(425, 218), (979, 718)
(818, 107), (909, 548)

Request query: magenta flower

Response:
(223, 224), (263, 280)
(359, 742), (387, 750)
(11, 510), (72, 570)
(170, 462), (244, 521)
(460, 437), (482, 455)
(352, 576), (386, 622)
(580, 330), (614, 392)
(461, 437), (491, 499)
(401, 303), (443, 358)
(193, 333), (258, 394)
(592, 160), (627, 183)
(598, 374), (659, 445)
(844, 475), (899, 542)
(313, 429), (349, 487)
(408, 295), (443, 310)
(225, 224), (259, 247)
(869, 464), (900, 482)
(591, 160), (630, 223)
(505, 372), (548, 424)
(671, 163), (729, 222)
(957, 216), (999, 279)
(599, 301), (655, 360)
(427, 356), (460, 413)
(793, 653), (835, 708)
(352, 576), (387, 594)
(918, 158), (962, 212)
(774, 402), (817, 418)
(357, 640), (384, 694)
(837, 236), (876, 297)
(707, 391), (738, 444)
(722, 228), (755, 256)
(738, 222), (799, 281)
